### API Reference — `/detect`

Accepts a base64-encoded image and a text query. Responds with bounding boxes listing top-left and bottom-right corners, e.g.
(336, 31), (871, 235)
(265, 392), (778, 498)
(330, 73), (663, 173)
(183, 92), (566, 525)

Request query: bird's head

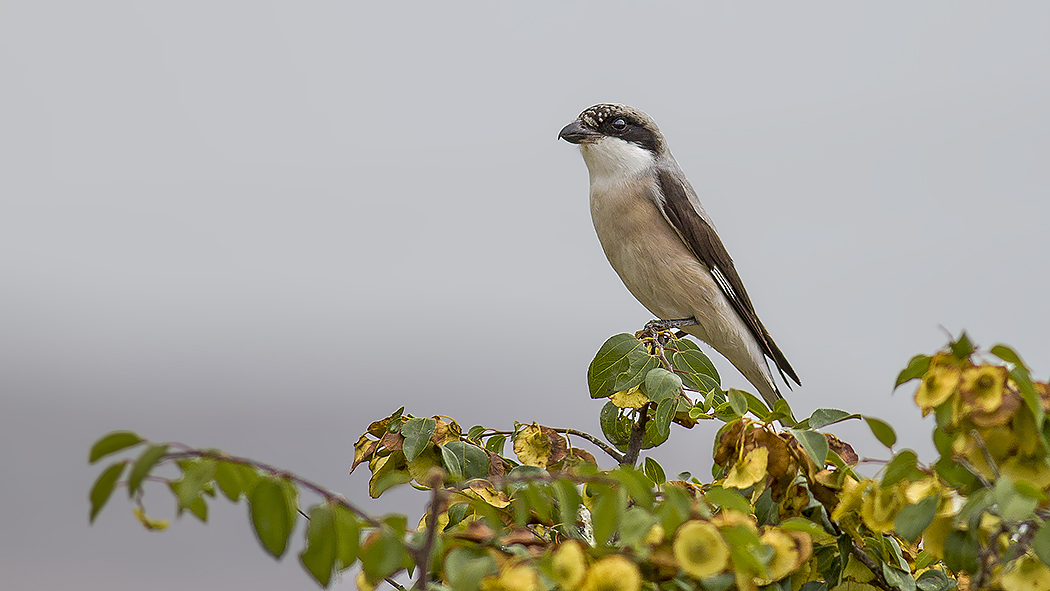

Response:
(559, 104), (666, 180)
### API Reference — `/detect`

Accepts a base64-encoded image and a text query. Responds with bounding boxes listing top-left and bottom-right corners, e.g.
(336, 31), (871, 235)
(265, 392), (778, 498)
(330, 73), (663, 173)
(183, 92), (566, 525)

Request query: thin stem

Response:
(164, 450), (381, 527)
(385, 578), (409, 591)
(554, 428), (624, 464)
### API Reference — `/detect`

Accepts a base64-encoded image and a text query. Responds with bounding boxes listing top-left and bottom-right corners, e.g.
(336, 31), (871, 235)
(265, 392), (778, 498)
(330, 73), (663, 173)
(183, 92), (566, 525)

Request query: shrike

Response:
(559, 103), (800, 407)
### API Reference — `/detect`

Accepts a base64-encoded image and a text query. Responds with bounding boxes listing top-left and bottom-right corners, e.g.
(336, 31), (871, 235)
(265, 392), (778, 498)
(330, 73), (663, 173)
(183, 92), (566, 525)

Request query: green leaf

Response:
(249, 477), (296, 559)
(654, 397), (675, 437)
(441, 441), (489, 481)
(590, 483), (626, 546)
(728, 389), (748, 417)
(126, 444), (169, 497)
(610, 467), (655, 510)
(644, 457), (666, 486)
(600, 401), (632, 452)
(670, 347), (720, 384)
(184, 495), (208, 522)
(443, 547), (497, 591)
(894, 494), (939, 543)
(894, 355), (931, 390)
(808, 409), (860, 429)
(790, 429), (829, 466)
(332, 505), (360, 569)
(588, 334), (650, 398)
(551, 478), (582, 530)
(993, 476), (1039, 523)
(170, 458), (217, 513)
(915, 569), (952, 591)
(704, 486), (751, 514)
(991, 344), (1028, 370)
(864, 416), (897, 448)
(943, 529), (979, 574)
(881, 563), (917, 591)
(619, 507), (658, 547)
(655, 486), (692, 533)
(89, 461), (126, 523)
(702, 573), (738, 591)
(361, 527), (410, 583)
(440, 445), (464, 481)
(882, 450), (918, 488)
(214, 461), (259, 502)
(401, 417), (437, 462)
(466, 424), (486, 442)
(778, 517), (835, 544)
(484, 433), (506, 456)
(615, 355), (659, 393)
(1032, 522), (1050, 567)
(300, 504), (338, 587)
(739, 390), (772, 419)
(950, 332), (976, 360)
(1012, 366), (1045, 426)
(769, 398), (797, 427)
(720, 524), (768, 576)
(89, 431), (144, 463)
(644, 367), (683, 402)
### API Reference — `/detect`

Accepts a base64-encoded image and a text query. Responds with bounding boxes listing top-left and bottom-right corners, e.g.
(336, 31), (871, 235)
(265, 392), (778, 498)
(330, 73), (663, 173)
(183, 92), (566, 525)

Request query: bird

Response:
(559, 103), (800, 407)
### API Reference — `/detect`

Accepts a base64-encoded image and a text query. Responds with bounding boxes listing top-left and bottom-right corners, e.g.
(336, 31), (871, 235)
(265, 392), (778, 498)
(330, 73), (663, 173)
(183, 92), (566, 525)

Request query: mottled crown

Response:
(577, 103), (664, 153)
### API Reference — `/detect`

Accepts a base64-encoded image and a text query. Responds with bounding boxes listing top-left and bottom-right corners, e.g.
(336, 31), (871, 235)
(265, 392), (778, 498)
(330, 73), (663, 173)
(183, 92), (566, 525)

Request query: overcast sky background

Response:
(2, 2), (1049, 589)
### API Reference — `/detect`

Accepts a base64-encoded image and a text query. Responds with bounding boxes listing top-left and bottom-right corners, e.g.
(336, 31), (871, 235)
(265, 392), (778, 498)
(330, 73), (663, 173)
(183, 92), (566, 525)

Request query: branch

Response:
(554, 428), (625, 464)
(165, 449), (381, 527)
(622, 402), (653, 467)
(849, 540), (895, 591)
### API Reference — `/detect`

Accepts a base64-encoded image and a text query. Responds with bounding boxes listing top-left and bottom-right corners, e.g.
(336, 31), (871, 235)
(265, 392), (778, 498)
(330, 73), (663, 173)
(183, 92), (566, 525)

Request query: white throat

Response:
(579, 137), (655, 191)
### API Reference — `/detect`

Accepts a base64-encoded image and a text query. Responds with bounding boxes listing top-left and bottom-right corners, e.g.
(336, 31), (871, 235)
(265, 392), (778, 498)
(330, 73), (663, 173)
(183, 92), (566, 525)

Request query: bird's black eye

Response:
(611, 118), (627, 131)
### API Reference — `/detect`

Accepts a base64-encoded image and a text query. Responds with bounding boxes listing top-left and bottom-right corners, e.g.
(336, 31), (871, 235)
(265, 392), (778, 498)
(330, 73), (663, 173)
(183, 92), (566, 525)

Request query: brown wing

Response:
(657, 169), (801, 388)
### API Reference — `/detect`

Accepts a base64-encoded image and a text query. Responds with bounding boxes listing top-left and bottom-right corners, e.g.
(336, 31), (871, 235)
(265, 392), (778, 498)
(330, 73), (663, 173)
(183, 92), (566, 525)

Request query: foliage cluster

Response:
(88, 330), (1050, 591)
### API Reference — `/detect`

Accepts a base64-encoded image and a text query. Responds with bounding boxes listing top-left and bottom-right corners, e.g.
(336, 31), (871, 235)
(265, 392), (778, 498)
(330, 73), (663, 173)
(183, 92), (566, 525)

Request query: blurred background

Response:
(2, 2), (1048, 589)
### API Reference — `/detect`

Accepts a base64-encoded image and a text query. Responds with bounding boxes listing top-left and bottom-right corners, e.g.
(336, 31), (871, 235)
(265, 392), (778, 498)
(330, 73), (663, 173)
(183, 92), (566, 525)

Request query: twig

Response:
(849, 540), (895, 591)
(969, 429), (1001, 480)
(622, 402), (653, 467)
(164, 450), (381, 527)
(385, 578), (409, 591)
(954, 455), (993, 488)
(554, 428), (624, 464)
(415, 472), (445, 591)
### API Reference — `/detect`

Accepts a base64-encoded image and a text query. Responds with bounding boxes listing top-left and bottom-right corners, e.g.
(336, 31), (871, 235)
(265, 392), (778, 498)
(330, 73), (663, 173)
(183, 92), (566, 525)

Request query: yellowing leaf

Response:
(551, 541), (588, 591)
(468, 480), (512, 508)
(133, 506), (169, 531)
(610, 386), (650, 409)
(914, 363), (961, 411)
(754, 529), (803, 584)
(960, 365), (1007, 413)
(512, 423), (566, 468)
(673, 520), (729, 579)
(1000, 555), (1050, 591)
(497, 564), (541, 591)
(723, 447), (768, 490)
(860, 481), (905, 534)
(579, 555), (641, 591)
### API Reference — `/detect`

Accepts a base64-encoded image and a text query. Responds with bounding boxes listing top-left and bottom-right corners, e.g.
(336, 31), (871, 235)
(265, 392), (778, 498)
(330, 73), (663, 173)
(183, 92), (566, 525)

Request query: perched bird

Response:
(559, 103), (800, 407)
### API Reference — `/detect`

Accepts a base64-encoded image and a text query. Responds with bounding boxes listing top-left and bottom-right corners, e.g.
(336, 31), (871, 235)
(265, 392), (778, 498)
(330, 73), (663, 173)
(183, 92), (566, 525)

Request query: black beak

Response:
(558, 120), (599, 144)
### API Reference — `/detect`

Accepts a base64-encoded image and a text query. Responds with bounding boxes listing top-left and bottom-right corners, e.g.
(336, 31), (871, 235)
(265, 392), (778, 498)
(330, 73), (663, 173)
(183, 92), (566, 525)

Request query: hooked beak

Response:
(558, 120), (600, 144)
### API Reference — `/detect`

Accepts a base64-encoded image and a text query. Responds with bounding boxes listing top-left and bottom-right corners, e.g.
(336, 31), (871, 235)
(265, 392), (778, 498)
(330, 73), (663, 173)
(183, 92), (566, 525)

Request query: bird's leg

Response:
(643, 318), (698, 331)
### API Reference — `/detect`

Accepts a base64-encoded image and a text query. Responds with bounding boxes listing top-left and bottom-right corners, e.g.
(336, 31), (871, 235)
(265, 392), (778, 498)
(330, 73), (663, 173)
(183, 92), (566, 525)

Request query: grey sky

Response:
(2, 3), (1048, 589)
